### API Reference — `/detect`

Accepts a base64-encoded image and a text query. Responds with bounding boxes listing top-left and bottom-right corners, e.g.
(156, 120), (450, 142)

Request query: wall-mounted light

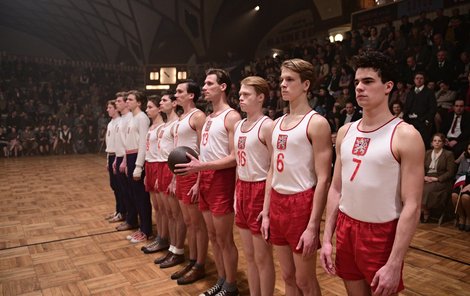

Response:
(334, 34), (343, 42)
(177, 71), (187, 80)
(146, 85), (170, 90)
(254, 6), (260, 11)
(149, 71), (159, 80)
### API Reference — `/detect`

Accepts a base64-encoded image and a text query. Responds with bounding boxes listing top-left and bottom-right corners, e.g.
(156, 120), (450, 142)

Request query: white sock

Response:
(169, 245), (175, 253)
(173, 247), (184, 255)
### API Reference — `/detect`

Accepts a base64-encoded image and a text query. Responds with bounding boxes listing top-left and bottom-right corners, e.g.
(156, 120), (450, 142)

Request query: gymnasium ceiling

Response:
(0, 0), (345, 65)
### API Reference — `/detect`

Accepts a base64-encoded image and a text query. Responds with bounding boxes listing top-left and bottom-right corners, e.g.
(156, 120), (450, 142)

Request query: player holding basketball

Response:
(260, 59), (332, 296)
(234, 76), (275, 296)
(320, 51), (424, 296)
(171, 80), (209, 285)
(175, 69), (241, 296)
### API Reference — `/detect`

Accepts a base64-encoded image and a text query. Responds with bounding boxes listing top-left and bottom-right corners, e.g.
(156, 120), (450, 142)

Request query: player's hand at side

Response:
(154, 179), (159, 192)
(168, 177), (176, 195)
(296, 227), (318, 257)
(119, 161), (126, 174)
(174, 153), (201, 175)
(320, 242), (336, 275)
(112, 160), (117, 174)
(257, 211), (270, 241)
(188, 181), (199, 202)
(371, 263), (400, 296)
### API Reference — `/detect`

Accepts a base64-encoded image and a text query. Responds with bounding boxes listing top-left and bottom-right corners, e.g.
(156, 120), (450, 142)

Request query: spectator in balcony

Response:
(432, 8), (450, 37)
(325, 66), (341, 97)
(414, 11), (432, 31)
(399, 15), (413, 36)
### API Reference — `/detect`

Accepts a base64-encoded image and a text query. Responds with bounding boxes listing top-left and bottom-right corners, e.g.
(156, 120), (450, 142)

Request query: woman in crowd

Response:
(451, 142), (470, 231)
(422, 133), (456, 223)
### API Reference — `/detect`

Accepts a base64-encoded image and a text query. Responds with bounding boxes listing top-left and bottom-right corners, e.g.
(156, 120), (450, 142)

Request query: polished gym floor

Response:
(0, 155), (469, 295)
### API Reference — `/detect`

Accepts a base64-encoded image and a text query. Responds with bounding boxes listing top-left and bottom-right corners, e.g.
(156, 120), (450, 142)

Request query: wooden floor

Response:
(0, 155), (469, 296)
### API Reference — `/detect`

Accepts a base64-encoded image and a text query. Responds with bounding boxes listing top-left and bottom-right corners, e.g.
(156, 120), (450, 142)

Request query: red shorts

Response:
(176, 173), (198, 204)
(335, 211), (404, 293)
(156, 162), (173, 195)
(144, 162), (159, 192)
(198, 168), (236, 216)
(269, 188), (320, 253)
(235, 180), (265, 235)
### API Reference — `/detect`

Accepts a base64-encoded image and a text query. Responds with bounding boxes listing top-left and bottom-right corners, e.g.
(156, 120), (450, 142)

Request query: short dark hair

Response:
(206, 68), (232, 96)
(353, 51), (397, 84)
(180, 80), (201, 102)
(127, 90), (147, 106)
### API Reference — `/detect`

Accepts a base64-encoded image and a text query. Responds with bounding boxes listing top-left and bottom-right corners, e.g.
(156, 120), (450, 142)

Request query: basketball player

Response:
(320, 51), (424, 296)
(259, 59), (332, 296)
(234, 76), (275, 296)
(171, 80), (209, 285)
(175, 69), (241, 296)
(124, 90), (152, 243)
(153, 94), (186, 268)
(113, 92), (137, 232)
(104, 99), (124, 223)
(141, 96), (169, 253)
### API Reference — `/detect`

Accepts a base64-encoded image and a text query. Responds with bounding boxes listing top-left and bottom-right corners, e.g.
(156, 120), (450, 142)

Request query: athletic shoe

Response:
(198, 282), (222, 296)
(126, 230), (142, 240)
(108, 213), (124, 223)
(214, 289), (239, 296)
(130, 231), (147, 243)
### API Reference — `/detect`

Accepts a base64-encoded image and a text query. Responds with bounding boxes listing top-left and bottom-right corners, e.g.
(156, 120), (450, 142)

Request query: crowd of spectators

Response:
(0, 52), (142, 157)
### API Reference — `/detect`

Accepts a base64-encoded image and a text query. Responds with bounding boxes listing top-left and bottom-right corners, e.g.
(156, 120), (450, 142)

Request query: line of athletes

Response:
(104, 51), (424, 296)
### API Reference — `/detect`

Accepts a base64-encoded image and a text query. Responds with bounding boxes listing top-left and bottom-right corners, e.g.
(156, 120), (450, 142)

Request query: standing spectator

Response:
(7, 127), (22, 157)
(0, 127), (9, 157)
(20, 126), (38, 156)
(86, 125), (97, 152)
(58, 124), (73, 154)
(37, 125), (49, 155)
(404, 72), (437, 147)
(432, 8), (450, 37)
(74, 126), (87, 154)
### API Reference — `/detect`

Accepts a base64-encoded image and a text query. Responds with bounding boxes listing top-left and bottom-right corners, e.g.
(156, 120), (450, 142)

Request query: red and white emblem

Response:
(277, 134), (288, 150)
(204, 121), (212, 132)
(238, 136), (246, 149)
(352, 137), (370, 156)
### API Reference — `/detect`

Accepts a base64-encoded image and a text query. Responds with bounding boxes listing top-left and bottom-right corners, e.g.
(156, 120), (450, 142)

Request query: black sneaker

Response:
(214, 289), (239, 296)
(198, 282), (223, 296)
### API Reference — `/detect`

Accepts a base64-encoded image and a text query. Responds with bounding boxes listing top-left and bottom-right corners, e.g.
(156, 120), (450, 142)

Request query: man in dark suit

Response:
(440, 98), (470, 158)
(404, 72), (437, 147)
(427, 50), (456, 85)
(337, 101), (362, 128)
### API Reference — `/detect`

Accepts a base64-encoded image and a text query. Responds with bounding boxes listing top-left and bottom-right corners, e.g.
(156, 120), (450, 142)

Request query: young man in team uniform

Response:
(176, 69), (241, 296)
(124, 90), (152, 243)
(171, 80), (209, 285)
(320, 51), (424, 296)
(114, 92), (137, 232)
(260, 59), (332, 296)
(104, 99), (125, 223)
(234, 76), (275, 296)
(153, 94), (186, 268)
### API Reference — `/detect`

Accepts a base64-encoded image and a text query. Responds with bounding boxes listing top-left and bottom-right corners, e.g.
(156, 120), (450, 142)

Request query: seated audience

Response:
(440, 98), (470, 158)
(451, 141), (470, 231)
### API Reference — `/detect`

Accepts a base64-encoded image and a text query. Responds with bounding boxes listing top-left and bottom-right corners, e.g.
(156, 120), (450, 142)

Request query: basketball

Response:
(167, 146), (198, 174)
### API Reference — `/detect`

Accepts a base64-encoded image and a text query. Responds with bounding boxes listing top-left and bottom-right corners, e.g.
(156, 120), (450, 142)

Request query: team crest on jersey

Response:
(204, 121), (212, 132)
(352, 137), (370, 156)
(238, 136), (246, 149)
(277, 134), (288, 150)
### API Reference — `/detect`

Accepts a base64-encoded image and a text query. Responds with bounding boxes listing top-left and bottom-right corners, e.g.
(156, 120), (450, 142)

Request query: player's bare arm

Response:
(371, 123), (424, 296)
(297, 114), (332, 257)
(320, 122), (351, 274)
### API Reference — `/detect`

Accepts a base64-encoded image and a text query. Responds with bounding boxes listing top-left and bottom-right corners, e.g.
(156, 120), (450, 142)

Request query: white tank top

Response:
(234, 116), (270, 182)
(175, 109), (200, 152)
(105, 117), (120, 153)
(271, 110), (318, 194)
(145, 123), (164, 162)
(200, 108), (234, 162)
(339, 117), (403, 223)
(156, 120), (177, 162)
(115, 112), (132, 157)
